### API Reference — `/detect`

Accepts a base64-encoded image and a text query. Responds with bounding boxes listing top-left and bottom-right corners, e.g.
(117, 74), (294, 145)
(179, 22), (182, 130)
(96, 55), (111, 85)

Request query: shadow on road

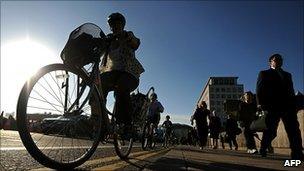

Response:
(145, 156), (279, 171)
(174, 146), (290, 161)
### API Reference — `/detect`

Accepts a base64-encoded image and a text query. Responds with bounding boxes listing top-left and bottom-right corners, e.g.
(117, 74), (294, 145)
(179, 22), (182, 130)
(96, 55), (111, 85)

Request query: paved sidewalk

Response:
(143, 146), (304, 171)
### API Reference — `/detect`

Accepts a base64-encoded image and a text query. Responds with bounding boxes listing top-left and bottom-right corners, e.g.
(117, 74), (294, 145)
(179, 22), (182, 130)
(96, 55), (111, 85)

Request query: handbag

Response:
(250, 110), (267, 132)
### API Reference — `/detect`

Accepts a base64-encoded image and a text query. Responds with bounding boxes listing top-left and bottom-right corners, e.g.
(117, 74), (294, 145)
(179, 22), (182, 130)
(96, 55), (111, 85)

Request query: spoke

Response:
(46, 135), (60, 158)
(27, 106), (61, 113)
(41, 120), (73, 153)
(36, 81), (63, 107)
(42, 75), (64, 108)
(66, 74), (74, 112)
(29, 96), (63, 109)
(48, 72), (64, 107)
(70, 75), (77, 107)
(34, 121), (62, 145)
(82, 105), (92, 112)
(32, 89), (63, 113)
(62, 70), (72, 108)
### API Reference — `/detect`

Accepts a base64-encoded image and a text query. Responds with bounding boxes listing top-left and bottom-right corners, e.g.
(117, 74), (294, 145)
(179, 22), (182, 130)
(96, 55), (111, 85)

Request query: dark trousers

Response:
(244, 125), (257, 149)
(261, 110), (303, 153)
(227, 134), (238, 149)
(196, 125), (208, 147)
(100, 71), (139, 124)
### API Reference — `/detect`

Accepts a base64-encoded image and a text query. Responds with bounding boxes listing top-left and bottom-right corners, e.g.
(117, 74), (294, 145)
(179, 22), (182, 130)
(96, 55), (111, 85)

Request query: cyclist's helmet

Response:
(166, 115), (170, 119)
(107, 12), (126, 27)
(150, 93), (157, 100)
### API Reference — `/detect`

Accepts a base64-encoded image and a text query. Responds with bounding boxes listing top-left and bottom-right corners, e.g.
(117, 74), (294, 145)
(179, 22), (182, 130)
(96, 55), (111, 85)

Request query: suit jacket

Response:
(256, 68), (296, 112)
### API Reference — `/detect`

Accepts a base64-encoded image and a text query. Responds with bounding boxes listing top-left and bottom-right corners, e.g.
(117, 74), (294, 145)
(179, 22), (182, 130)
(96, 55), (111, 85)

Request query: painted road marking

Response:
(1, 145), (141, 151)
(31, 149), (160, 170)
(93, 148), (170, 170)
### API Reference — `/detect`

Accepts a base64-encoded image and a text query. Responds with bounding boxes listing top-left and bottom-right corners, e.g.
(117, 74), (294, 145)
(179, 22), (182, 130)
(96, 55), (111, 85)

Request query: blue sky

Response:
(1, 1), (303, 125)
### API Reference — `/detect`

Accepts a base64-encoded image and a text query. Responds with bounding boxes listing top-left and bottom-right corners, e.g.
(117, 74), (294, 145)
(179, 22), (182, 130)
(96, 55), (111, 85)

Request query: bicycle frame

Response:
(60, 58), (113, 134)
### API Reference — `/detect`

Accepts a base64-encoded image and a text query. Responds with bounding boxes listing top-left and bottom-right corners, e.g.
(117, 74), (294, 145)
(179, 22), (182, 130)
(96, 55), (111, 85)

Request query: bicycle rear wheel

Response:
(17, 63), (104, 169)
(141, 122), (150, 150)
(113, 122), (134, 159)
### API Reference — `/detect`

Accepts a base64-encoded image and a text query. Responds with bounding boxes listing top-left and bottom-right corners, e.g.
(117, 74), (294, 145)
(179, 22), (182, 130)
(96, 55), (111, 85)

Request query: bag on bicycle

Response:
(61, 23), (107, 66)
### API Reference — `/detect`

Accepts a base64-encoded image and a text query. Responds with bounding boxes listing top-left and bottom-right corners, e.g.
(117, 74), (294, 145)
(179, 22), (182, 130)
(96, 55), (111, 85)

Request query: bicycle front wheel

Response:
(17, 63), (104, 169)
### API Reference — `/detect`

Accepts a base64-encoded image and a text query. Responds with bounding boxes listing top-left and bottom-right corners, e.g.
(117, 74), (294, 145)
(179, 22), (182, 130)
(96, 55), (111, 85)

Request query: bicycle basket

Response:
(61, 23), (107, 66)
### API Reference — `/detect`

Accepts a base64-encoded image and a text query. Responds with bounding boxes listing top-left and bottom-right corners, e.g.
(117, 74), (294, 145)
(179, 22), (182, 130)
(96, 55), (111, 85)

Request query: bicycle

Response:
(16, 23), (136, 169)
(141, 119), (158, 150)
(162, 128), (172, 148)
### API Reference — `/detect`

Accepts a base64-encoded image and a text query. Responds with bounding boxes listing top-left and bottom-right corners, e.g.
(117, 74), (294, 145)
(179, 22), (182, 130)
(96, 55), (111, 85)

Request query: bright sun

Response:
(2, 38), (57, 79)
(1, 38), (60, 113)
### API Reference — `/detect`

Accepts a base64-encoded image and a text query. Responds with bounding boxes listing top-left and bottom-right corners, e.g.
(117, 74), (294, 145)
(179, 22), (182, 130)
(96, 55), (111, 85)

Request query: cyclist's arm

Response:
(161, 121), (165, 127)
(158, 102), (164, 113)
(126, 31), (140, 50)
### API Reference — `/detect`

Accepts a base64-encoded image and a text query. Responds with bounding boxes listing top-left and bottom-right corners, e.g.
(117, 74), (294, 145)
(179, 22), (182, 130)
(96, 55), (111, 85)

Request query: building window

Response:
(227, 88), (231, 92)
(230, 79), (234, 85)
(217, 108), (221, 113)
(224, 79), (228, 85)
(210, 87), (214, 92)
(219, 79), (223, 85)
(217, 101), (221, 105)
(221, 88), (225, 92)
(238, 87), (242, 92)
(227, 94), (231, 99)
(210, 100), (214, 106)
(210, 94), (214, 98)
(216, 88), (219, 92)
(233, 88), (237, 92)
(222, 94), (225, 99)
(216, 94), (220, 98)
(233, 95), (236, 99)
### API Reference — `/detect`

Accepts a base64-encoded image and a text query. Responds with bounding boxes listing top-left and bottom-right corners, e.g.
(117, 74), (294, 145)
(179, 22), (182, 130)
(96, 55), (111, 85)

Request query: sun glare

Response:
(2, 38), (57, 79)
(1, 38), (59, 113)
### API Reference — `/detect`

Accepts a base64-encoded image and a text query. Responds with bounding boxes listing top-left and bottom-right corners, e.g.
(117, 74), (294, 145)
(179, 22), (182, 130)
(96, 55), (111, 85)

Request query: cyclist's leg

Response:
(90, 73), (112, 130)
(114, 72), (139, 124)
(91, 72), (113, 115)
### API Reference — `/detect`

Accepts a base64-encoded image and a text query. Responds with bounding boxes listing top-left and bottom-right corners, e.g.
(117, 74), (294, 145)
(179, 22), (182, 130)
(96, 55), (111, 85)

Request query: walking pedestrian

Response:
(256, 53), (303, 159)
(191, 101), (210, 150)
(209, 110), (221, 149)
(225, 114), (239, 150)
(238, 91), (258, 154)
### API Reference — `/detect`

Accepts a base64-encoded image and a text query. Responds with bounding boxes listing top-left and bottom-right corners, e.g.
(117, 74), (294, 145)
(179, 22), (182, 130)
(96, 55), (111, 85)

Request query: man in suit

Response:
(256, 53), (303, 160)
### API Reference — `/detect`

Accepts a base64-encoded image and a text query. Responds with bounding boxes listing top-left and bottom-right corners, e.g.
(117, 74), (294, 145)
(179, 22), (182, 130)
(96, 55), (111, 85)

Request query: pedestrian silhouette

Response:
(225, 114), (239, 150)
(209, 110), (221, 149)
(191, 101), (210, 150)
(256, 53), (303, 159)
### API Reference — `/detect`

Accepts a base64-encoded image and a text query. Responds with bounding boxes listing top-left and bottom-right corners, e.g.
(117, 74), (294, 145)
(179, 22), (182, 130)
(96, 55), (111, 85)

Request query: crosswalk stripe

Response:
(93, 148), (170, 170)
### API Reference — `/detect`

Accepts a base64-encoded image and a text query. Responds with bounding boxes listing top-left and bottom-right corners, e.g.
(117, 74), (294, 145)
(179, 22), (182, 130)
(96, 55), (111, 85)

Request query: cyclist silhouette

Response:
(162, 115), (172, 148)
(95, 13), (144, 129)
(147, 93), (164, 130)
